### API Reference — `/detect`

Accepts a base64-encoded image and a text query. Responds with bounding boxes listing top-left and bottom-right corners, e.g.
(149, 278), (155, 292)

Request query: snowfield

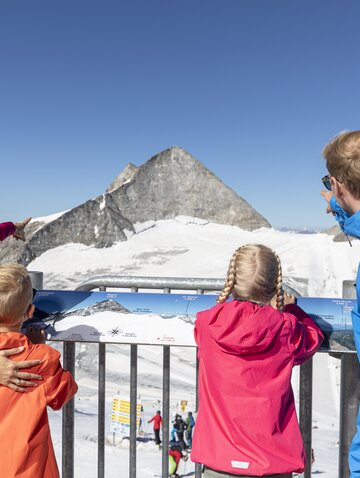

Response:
(29, 217), (360, 477)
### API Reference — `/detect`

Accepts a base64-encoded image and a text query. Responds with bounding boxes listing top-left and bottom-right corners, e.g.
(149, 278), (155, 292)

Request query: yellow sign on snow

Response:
(111, 396), (141, 434)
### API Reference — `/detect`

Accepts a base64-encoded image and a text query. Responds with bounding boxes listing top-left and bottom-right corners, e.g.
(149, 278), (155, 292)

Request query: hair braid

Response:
(273, 250), (284, 311)
(217, 247), (243, 304)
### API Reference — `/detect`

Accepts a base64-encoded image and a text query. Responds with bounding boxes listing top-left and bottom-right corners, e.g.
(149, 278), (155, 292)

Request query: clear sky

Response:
(1, 0), (359, 229)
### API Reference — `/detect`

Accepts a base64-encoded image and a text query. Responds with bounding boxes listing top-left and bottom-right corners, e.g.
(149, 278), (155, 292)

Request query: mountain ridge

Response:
(0, 146), (270, 266)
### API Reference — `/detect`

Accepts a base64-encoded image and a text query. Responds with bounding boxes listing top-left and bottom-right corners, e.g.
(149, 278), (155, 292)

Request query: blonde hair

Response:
(323, 130), (360, 199)
(0, 264), (33, 325)
(217, 244), (284, 311)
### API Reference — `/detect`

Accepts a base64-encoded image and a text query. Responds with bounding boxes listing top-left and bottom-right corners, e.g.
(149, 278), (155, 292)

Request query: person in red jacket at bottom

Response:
(148, 410), (163, 446)
(191, 244), (323, 478)
(0, 263), (78, 478)
(169, 444), (188, 478)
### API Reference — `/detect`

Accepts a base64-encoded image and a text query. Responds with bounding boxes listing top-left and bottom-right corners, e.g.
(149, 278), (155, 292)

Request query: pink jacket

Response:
(0, 222), (15, 241)
(191, 300), (323, 476)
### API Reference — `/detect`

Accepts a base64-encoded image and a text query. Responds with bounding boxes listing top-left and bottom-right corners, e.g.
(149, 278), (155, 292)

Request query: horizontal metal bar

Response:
(76, 275), (225, 292)
(76, 275), (300, 295)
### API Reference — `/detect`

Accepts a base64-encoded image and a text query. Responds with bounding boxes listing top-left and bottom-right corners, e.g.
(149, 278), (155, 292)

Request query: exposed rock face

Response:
(0, 146), (270, 266)
(110, 146), (270, 229)
(107, 163), (139, 193)
(325, 224), (357, 244)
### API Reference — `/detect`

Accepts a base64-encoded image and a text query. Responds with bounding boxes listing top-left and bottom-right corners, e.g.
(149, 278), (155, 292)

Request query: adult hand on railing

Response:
(0, 347), (42, 392)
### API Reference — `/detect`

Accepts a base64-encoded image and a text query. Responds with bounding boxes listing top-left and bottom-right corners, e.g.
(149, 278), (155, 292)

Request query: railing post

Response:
(195, 289), (203, 478)
(299, 358), (313, 478)
(98, 342), (106, 478)
(62, 342), (76, 478)
(28, 270), (43, 290)
(162, 346), (170, 478)
(194, 352), (202, 478)
(162, 287), (171, 478)
(339, 354), (360, 478)
(129, 344), (138, 478)
(339, 279), (360, 478)
(98, 285), (106, 478)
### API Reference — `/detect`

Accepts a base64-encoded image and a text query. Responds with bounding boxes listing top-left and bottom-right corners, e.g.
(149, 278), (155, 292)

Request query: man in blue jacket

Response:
(321, 130), (360, 477)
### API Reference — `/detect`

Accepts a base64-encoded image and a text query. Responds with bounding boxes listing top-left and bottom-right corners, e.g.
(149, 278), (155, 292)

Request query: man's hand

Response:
(13, 217), (31, 241)
(0, 346), (42, 392)
(320, 190), (334, 214)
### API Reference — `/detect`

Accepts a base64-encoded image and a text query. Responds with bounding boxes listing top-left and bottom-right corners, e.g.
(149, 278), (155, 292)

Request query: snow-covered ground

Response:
(29, 217), (360, 477)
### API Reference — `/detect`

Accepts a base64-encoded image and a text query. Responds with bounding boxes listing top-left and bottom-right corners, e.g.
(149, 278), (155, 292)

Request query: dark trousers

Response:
(176, 432), (186, 450)
(154, 428), (161, 445)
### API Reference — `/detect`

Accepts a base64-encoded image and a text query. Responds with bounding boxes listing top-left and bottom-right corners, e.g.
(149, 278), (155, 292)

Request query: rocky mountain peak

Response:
(110, 147), (270, 228)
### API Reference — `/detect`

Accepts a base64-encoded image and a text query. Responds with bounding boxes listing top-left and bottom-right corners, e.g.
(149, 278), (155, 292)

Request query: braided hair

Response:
(216, 246), (245, 304)
(217, 244), (284, 311)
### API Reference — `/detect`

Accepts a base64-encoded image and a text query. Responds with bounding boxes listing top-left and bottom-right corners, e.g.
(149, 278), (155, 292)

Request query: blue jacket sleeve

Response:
(330, 197), (360, 239)
(329, 197), (350, 232)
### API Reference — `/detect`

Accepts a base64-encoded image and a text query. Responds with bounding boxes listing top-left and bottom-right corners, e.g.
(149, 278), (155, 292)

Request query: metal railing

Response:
(74, 276), (226, 478)
(31, 273), (359, 478)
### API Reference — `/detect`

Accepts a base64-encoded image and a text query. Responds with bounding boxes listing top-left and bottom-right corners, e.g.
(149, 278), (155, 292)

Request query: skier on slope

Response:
(148, 410), (162, 446)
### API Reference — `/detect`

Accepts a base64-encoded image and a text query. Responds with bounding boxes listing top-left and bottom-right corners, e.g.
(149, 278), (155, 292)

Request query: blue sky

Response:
(1, 0), (359, 229)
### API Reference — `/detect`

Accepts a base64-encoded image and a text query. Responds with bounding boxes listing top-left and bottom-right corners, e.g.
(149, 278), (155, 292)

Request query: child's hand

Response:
(270, 296), (277, 308)
(284, 293), (296, 305)
(26, 326), (46, 344)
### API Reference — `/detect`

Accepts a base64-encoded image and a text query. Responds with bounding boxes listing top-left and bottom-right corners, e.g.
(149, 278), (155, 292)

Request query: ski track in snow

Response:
(29, 218), (360, 477)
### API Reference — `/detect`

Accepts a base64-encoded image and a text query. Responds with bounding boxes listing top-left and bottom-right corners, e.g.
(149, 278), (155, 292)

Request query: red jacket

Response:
(191, 300), (323, 476)
(0, 333), (78, 478)
(149, 414), (163, 429)
(0, 222), (15, 241)
(169, 448), (182, 465)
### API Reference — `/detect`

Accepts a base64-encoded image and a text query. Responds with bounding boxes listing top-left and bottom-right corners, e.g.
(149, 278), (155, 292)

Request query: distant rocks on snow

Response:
(56, 300), (132, 320)
(325, 224), (357, 244)
(0, 146), (270, 266)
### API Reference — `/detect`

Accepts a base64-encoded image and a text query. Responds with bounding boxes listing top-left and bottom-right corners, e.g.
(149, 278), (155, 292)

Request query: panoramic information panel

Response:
(23, 290), (357, 353)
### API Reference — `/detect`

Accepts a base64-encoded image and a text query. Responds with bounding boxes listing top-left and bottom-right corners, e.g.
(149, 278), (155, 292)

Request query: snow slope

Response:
(29, 217), (360, 477)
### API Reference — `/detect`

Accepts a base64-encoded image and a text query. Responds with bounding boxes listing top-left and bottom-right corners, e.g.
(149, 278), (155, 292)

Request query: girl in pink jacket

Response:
(191, 244), (323, 478)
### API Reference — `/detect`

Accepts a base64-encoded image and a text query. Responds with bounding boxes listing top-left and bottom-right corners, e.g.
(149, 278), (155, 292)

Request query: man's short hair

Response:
(323, 130), (360, 199)
(0, 264), (32, 325)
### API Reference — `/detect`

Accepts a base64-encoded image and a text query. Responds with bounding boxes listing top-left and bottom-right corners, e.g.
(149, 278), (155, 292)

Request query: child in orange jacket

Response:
(0, 263), (78, 478)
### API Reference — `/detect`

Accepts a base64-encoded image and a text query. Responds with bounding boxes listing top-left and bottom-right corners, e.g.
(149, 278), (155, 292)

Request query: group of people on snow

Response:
(148, 410), (195, 477)
(1, 130), (360, 477)
(148, 410), (196, 450)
